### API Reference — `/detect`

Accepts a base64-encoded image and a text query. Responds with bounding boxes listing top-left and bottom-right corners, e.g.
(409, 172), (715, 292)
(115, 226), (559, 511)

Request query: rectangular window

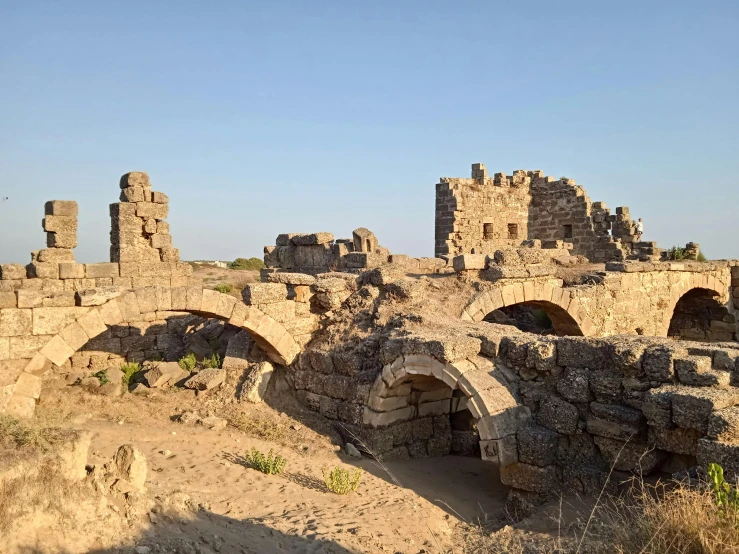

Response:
(563, 224), (573, 239)
(483, 223), (494, 240)
(507, 223), (519, 239)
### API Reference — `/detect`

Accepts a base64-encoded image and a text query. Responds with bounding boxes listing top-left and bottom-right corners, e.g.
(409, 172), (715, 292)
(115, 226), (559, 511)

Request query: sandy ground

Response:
(9, 384), (525, 554)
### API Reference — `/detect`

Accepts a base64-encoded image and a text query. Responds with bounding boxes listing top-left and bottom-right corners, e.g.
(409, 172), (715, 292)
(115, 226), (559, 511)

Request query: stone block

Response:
(291, 232), (334, 245)
(59, 262), (85, 279)
(27, 262), (59, 280)
(32, 307), (88, 335)
(5, 394), (36, 419)
(242, 283), (287, 305)
(43, 215), (77, 234)
(0, 308), (33, 337)
(76, 309), (107, 339)
(0, 264), (27, 280)
(675, 356), (730, 387)
(76, 287), (122, 307)
(59, 321), (90, 351)
(707, 406), (739, 444)
(119, 172), (150, 189)
(363, 406), (415, 427)
(517, 424), (559, 466)
(593, 435), (663, 473)
(499, 463), (560, 493)
(556, 367), (591, 402)
(452, 254), (486, 272)
(16, 289), (46, 308)
(649, 426), (702, 456)
(120, 187), (147, 202)
(44, 200), (78, 216)
(184, 367), (226, 391)
(151, 191), (169, 203)
(47, 229), (77, 248)
(39, 335), (75, 366)
(672, 387), (739, 433)
(537, 395), (579, 435)
(697, 439), (739, 481)
(85, 263), (119, 279)
(150, 234), (171, 248)
(135, 202), (168, 220)
(37, 248), (74, 262)
(0, 292), (15, 309)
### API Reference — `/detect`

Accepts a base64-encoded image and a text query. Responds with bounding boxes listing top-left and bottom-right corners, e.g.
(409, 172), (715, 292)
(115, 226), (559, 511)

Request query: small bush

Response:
(229, 257), (265, 271)
(121, 362), (141, 385)
(322, 465), (363, 494)
(178, 353), (197, 372)
(213, 283), (233, 293)
(697, 251), (708, 262)
(202, 353), (221, 369)
(93, 370), (109, 385)
(245, 448), (287, 475)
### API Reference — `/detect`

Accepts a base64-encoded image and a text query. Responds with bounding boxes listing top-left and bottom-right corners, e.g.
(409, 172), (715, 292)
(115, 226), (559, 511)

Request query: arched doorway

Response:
(484, 300), (584, 336)
(668, 288), (736, 342)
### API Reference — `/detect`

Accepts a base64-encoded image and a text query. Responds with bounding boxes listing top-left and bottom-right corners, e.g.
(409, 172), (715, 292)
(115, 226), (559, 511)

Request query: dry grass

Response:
(463, 477), (739, 554)
(0, 458), (89, 532)
(225, 408), (301, 445)
(0, 414), (70, 453)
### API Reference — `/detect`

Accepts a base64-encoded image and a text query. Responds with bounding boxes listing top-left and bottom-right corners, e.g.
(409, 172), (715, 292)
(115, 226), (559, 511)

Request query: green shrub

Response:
(121, 362), (141, 385)
(245, 448), (287, 475)
(697, 251), (707, 262)
(708, 462), (739, 514)
(213, 283), (233, 293)
(203, 353), (221, 369)
(322, 465), (363, 494)
(93, 370), (110, 385)
(665, 246), (688, 260)
(229, 257), (265, 271)
(178, 353), (197, 372)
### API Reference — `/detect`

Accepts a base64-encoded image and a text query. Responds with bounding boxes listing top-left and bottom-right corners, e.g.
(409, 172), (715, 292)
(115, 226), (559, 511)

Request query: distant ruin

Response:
(1, 164), (738, 497)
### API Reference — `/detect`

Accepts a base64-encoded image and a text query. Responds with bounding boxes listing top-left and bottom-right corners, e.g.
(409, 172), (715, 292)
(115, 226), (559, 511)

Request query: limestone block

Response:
(119, 172), (150, 189)
(120, 187), (147, 203)
(37, 248), (74, 263)
(151, 191), (169, 203)
(150, 234), (171, 248)
(238, 361), (274, 403)
(477, 405), (531, 440)
(242, 283), (288, 305)
(672, 387), (739, 433)
(159, 247), (180, 262)
(44, 200), (78, 216)
(291, 232), (334, 245)
(675, 356), (730, 387)
(480, 435), (518, 465)
(185, 286), (203, 311)
(58, 321), (90, 351)
(184, 367), (226, 391)
(517, 424), (559, 466)
(27, 262), (59, 280)
(85, 263), (119, 279)
(0, 337), (7, 360)
(43, 214), (77, 234)
(17, 289), (46, 309)
(76, 287), (121, 307)
(14, 371), (42, 399)
(134, 287), (158, 314)
(144, 361), (188, 388)
(8, 335), (51, 358)
(708, 406), (739, 444)
(97, 299), (124, 326)
(113, 444), (147, 491)
(0, 292), (15, 309)
(135, 202), (168, 220)
(452, 254), (487, 272)
(58, 263), (85, 279)
(0, 264), (26, 280)
(32, 307), (88, 335)
(537, 395), (579, 435)
(77, 309), (107, 339)
(649, 426), (701, 456)
(363, 406), (415, 427)
(0, 308), (33, 336)
(39, 335), (74, 366)
(47, 229), (77, 248)
(594, 436), (663, 473)
(200, 289), (220, 313)
(499, 463), (560, 493)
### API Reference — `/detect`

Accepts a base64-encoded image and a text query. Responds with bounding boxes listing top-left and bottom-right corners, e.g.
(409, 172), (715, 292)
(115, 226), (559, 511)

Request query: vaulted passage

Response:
(484, 301), (583, 337)
(668, 288), (736, 342)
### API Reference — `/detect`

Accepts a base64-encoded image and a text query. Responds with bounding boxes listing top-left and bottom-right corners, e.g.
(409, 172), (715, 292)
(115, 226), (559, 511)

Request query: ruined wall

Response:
(436, 163), (639, 262)
(264, 230), (446, 276)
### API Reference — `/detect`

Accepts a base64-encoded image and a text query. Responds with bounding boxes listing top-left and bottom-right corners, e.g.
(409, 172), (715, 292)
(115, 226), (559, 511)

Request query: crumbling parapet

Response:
(111, 172), (178, 264)
(25, 200), (79, 280)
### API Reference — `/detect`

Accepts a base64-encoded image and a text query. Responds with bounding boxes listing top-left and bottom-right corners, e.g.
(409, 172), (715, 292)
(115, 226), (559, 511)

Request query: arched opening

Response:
(668, 288), (736, 342)
(484, 301), (584, 336)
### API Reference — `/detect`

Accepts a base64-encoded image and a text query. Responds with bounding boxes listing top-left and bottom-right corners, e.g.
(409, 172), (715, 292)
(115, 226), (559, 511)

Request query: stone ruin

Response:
(1, 164), (738, 501)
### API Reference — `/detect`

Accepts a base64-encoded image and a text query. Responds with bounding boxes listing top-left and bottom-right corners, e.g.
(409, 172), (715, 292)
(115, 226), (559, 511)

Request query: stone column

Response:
(28, 200), (78, 278)
(110, 172), (179, 263)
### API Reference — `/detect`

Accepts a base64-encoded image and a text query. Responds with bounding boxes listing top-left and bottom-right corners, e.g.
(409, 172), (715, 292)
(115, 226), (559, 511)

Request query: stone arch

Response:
(6, 286), (300, 418)
(658, 275), (731, 337)
(666, 286), (735, 341)
(365, 353), (530, 466)
(461, 282), (591, 336)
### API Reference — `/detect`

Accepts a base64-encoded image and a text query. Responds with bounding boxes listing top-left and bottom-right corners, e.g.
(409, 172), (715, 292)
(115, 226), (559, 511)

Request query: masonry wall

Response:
(436, 164), (636, 262)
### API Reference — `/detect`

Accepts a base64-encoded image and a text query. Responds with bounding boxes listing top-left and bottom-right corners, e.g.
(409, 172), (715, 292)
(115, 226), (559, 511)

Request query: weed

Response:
(93, 370), (109, 385)
(0, 415), (67, 452)
(697, 251), (708, 262)
(202, 353), (221, 369)
(709, 462), (739, 514)
(178, 353), (197, 372)
(213, 283), (233, 293)
(245, 448), (287, 475)
(322, 465), (363, 494)
(120, 362), (141, 385)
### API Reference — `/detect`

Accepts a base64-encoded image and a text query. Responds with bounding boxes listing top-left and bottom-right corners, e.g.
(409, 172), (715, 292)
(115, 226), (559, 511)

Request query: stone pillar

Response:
(27, 200), (78, 278)
(110, 172), (179, 263)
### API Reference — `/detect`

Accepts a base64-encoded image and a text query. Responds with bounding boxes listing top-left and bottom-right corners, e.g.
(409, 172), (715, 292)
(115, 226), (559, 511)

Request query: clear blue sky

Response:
(1, 1), (737, 263)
